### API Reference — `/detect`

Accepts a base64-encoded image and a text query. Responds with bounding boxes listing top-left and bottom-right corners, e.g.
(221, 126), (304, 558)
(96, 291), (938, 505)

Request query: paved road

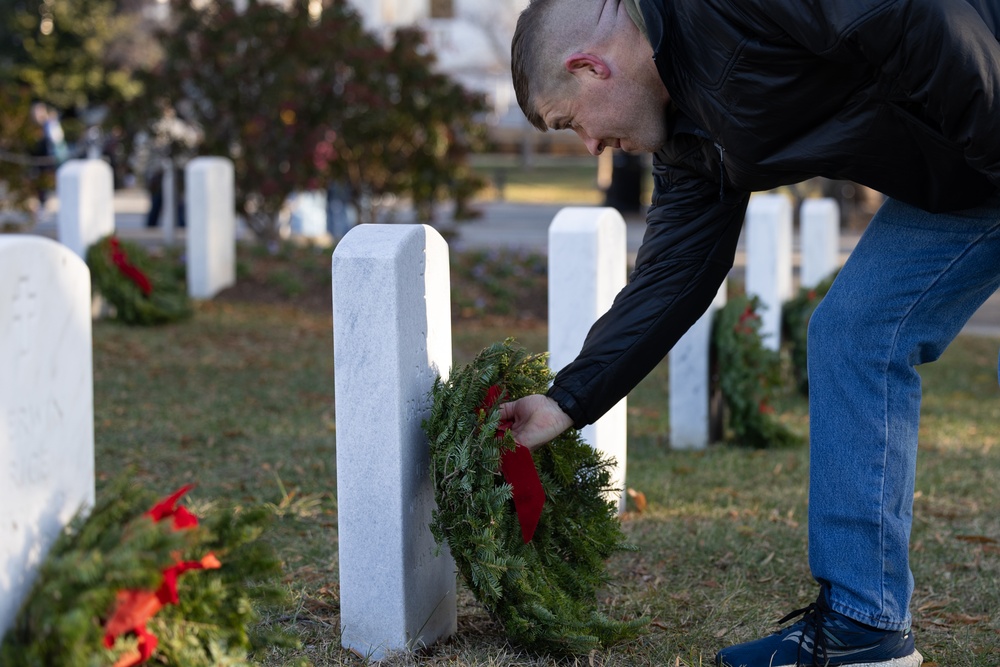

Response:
(28, 189), (1000, 337)
(455, 201), (1000, 337)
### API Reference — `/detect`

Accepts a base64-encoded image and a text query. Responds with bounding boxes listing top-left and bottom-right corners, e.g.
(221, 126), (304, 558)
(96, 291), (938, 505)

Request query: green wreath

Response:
(423, 340), (646, 655)
(781, 271), (839, 395)
(712, 295), (802, 448)
(0, 475), (299, 667)
(86, 236), (192, 325)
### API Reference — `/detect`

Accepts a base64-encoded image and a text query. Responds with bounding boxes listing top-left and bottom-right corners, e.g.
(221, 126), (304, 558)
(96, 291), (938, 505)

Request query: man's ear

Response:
(564, 52), (611, 79)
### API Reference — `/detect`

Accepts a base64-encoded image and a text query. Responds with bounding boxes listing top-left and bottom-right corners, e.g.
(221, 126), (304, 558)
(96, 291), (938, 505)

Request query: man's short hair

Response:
(511, 0), (583, 132)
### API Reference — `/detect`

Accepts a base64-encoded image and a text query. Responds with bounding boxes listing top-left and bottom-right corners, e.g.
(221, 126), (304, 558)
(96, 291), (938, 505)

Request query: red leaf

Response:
(627, 488), (648, 513)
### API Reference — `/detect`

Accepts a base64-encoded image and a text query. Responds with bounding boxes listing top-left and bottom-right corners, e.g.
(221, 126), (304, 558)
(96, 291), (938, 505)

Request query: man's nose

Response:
(576, 129), (604, 156)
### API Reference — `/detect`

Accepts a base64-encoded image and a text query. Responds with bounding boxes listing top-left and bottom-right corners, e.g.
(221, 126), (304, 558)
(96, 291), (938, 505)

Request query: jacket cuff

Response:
(545, 385), (587, 430)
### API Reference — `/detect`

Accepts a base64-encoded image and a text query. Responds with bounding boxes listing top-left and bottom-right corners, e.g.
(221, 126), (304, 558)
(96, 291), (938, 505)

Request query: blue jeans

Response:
(807, 196), (1000, 631)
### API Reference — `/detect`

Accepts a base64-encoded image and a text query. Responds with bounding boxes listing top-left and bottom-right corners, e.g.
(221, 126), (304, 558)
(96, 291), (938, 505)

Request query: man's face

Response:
(537, 74), (668, 156)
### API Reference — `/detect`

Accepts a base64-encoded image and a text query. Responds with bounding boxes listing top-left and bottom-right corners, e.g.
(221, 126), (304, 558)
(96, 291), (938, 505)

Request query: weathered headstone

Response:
(0, 235), (95, 636)
(746, 194), (793, 351)
(185, 157), (236, 299)
(669, 280), (727, 450)
(800, 198), (840, 289)
(56, 158), (114, 259)
(548, 207), (628, 512)
(332, 224), (456, 660)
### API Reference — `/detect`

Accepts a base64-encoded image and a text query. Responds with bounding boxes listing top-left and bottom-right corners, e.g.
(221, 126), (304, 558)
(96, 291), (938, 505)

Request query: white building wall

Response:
(350, 0), (527, 117)
(353, 0), (427, 31)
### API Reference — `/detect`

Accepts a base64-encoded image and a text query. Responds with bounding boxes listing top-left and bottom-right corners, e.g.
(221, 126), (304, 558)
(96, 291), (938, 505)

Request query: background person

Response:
(29, 102), (69, 207)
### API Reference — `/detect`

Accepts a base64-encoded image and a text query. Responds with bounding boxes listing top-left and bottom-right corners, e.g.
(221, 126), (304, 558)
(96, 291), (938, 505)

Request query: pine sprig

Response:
(424, 339), (646, 655)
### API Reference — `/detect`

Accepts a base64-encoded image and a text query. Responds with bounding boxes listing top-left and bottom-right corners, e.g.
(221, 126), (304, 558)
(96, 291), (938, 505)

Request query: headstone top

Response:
(549, 206), (626, 235)
(185, 156), (235, 299)
(55, 158), (114, 258)
(0, 235), (95, 636)
(746, 194), (793, 350)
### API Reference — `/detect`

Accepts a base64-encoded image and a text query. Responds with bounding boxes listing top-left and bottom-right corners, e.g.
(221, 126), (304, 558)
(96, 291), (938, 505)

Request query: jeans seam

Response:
(877, 217), (1000, 622)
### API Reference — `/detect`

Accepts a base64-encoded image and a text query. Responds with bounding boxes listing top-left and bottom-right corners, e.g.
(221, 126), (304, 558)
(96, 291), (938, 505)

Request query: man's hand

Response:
(499, 394), (574, 452)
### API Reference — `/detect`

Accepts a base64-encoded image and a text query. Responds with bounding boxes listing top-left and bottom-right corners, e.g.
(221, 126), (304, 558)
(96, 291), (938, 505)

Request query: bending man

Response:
(504, 1), (1000, 666)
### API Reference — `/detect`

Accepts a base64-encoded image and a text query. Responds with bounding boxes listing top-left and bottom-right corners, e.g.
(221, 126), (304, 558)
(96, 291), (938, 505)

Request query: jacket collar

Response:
(635, 0), (689, 140)
(635, 0), (669, 69)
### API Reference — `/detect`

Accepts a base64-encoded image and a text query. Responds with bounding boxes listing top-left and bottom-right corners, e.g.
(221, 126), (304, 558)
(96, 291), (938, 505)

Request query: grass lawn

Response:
(90, 242), (1000, 666)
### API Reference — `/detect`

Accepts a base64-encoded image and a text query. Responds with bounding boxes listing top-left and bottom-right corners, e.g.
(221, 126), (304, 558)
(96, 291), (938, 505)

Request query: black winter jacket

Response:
(547, 0), (1000, 428)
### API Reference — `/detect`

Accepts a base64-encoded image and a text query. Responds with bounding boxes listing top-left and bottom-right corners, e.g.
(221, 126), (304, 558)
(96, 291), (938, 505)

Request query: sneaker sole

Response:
(756, 650), (924, 667)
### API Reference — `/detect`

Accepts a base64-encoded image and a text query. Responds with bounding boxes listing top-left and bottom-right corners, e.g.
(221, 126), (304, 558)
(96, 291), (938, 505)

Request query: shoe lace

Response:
(776, 603), (830, 667)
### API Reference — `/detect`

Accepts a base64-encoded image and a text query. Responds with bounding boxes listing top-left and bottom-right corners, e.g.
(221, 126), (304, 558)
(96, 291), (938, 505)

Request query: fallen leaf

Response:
(627, 488), (647, 513)
(917, 599), (950, 613)
(956, 535), (998, 545)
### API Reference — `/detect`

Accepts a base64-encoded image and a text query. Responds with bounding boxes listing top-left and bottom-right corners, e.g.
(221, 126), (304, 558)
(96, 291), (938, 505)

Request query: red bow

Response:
(109, 237), (153, 296)
(103, 485), (221, 667)
(480, 385), (545, 543)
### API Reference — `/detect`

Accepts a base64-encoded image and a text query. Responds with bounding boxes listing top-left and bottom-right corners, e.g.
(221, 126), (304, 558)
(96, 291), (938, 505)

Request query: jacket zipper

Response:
(714, 142), (727, 200)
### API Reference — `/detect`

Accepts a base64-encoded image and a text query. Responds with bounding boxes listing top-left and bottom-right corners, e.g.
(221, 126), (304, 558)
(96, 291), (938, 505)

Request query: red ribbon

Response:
(103, 485), (221, 667)
(109, 237), (153, 296)
(146, 484), (198, 528)
(480, 385), (545, 543)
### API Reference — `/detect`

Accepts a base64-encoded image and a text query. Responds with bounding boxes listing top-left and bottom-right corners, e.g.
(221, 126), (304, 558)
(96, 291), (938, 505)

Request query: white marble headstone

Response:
(548, 207), (628, 512)
(670, 280), (727, 450)
(332, 224), (456, 660)
(800, 198), (841, 289)
(185, 157), (236, 299)
(0, 235), (95, 635)
(56, 159), (114, 259)
(746, 194), (793, 351)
